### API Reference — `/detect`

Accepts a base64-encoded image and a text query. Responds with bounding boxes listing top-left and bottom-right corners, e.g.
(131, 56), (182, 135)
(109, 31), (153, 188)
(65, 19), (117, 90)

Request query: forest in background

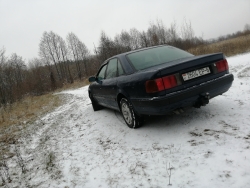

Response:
(1, 20), (250, 108)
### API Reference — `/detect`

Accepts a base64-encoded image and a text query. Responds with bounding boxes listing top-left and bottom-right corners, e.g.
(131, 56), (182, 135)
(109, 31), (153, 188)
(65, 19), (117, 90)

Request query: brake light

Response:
(215, 59), (229, 72)
(145, 74), (180, 93)
(163, 75), (177, 89)
(145, 78), (164, 93)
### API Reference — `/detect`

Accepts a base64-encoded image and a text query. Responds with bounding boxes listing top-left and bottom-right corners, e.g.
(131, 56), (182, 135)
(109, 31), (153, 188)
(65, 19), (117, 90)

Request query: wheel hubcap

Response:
(121, 102), (132, 124)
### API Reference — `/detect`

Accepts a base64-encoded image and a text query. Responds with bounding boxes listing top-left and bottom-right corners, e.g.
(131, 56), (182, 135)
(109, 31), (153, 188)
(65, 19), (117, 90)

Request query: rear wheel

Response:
(120, 98), (143, 128)
(89, 93), (102, 111)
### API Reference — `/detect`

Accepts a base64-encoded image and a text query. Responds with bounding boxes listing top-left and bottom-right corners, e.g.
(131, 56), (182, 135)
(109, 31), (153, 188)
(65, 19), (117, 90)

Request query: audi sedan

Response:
(88, 45), (234, 128)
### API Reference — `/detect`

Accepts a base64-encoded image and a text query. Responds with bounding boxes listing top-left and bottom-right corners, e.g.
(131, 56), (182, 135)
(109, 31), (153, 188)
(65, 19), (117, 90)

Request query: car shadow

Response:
(87, 96), (232, 135)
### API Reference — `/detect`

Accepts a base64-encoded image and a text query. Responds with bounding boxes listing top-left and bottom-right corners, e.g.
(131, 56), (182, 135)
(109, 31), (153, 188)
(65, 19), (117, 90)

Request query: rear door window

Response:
(117, 60), (125, 76)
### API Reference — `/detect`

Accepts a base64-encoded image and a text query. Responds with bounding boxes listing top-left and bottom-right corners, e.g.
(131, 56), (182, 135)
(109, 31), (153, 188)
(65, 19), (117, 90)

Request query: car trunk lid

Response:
(144, 53), (229, 95)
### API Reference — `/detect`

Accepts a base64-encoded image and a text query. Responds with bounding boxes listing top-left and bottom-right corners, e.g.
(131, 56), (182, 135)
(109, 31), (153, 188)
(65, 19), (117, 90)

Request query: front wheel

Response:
(120, 98), (143, 128)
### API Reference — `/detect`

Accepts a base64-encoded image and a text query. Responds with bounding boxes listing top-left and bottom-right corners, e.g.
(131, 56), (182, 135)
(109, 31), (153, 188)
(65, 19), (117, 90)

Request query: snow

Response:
(1, 53), (250, 187)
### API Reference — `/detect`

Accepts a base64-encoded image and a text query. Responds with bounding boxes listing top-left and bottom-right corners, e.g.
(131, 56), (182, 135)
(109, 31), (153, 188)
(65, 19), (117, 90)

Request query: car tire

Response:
(120, 98), (143, 128)
(89, 93), (102, 111)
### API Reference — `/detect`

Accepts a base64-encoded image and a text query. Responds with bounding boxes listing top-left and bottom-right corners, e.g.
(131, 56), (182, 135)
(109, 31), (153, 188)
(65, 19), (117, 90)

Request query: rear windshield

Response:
(126, 46), (193, 70)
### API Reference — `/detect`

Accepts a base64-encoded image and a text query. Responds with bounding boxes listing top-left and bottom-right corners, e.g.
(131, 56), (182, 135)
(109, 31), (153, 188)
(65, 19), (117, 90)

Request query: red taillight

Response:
(215, 59), (229, 72)
(145, 74), (180, 93)
(145, 78), (164, 93)
(163, 75), (177, 89)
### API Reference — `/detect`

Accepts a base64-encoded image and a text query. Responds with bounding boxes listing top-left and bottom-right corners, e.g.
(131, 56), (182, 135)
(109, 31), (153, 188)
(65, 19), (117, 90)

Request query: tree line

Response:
(1, 20), (250, 107)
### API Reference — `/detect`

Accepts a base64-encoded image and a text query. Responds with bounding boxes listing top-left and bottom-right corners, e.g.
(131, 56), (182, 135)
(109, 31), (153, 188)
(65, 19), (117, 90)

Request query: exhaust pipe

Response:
(173, 108), (184, 115)
(194, 92), (210, 108)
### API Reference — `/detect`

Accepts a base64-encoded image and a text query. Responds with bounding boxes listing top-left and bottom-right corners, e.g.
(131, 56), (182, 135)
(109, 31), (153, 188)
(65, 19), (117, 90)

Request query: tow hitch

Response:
(194, 92), (210, 108)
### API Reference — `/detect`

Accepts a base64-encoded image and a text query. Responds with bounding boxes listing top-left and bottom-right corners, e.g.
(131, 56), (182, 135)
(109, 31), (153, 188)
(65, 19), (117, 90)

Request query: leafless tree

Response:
(129, 28), (141, 50)
(8, 53), (26, 84)
(39, 31), (61, 80)
(115, 30), (132, 51)
(155, 19), (171, 44)
(0, 47), (7, 105)
(39, 31), (73, 83)
(168, 20), (179, 44)
(140, 31), (149, 47)
(96, 31), (117, 62)
(0, 47), (6, 65)
(147, 23), (160, 46)
(67, 32), (89, 80)
(7, 54), (26, 100)
(181, 18), (194, 40)
(0, 52), (26, 106)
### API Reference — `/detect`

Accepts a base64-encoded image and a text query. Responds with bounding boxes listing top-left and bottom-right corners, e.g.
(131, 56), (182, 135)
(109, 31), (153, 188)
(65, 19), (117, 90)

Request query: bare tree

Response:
(77, 40), (90, 77)
(0, 47), (6, 65)
(67, 32), (89, 79)
(0, 47), (7, 105)
(155, 19), (171, 44)
(8, 53), (26, 100)
(147, 23), (160, 46)
(39, 31), (73, 83)
(181, 18), (194, 40)
(57, 35), (73, 83)
(116, 30), (132, 50)
(8, 53), (26, 84)
(0, 52), (26, 105)
(96, 31), (117, 62)
(140, 31), (149, 47)
(39, 31), (61, 80)
(168, 20), (179, 44)
(129, 28), (141, 50)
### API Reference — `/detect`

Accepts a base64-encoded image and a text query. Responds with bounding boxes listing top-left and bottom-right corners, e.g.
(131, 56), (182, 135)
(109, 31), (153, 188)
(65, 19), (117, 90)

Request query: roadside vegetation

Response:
(188, 33), (250, 57)
(0, 80), (88, 129)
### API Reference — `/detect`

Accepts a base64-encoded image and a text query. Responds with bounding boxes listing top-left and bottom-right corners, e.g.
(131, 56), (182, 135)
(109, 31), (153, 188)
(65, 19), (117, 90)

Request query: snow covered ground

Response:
(1, 53), (250, 188)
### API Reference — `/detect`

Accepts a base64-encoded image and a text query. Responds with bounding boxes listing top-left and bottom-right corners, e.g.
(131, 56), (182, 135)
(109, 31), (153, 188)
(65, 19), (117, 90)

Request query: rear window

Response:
(126, 46), (193, 70)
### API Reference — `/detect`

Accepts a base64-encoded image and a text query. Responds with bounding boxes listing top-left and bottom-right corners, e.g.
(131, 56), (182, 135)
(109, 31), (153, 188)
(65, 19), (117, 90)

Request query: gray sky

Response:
(0, 0), (249, 61)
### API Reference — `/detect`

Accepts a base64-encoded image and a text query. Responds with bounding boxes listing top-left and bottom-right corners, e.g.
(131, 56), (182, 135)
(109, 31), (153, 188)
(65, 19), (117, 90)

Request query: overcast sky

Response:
(0, 0), (249, 61)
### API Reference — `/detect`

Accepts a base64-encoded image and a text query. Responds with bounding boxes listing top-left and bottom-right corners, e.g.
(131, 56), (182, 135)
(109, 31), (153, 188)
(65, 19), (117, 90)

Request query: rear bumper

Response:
(131, 74), (234, 115)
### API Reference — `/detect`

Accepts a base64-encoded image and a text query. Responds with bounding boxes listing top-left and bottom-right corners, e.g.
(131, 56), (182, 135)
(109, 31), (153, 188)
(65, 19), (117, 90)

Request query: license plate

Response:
(182, 67), (210, 81)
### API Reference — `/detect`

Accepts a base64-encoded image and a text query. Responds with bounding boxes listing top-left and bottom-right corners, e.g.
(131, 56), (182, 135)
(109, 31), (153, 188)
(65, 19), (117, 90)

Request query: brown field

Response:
(188, 34), (250, 57)
(0, 80), (88, 131)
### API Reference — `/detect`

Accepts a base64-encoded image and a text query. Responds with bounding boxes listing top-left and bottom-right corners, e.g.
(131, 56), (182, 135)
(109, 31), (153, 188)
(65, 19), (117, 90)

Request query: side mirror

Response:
(88, 76), (96, 82)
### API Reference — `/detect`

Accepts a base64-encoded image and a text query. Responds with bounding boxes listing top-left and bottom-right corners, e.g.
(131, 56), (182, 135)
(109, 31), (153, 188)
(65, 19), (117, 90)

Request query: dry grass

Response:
(56, 79), (90, 92)
(0, 79), (89, 129)
(0, 93), (61, 129)
(188, 34), (250, 57)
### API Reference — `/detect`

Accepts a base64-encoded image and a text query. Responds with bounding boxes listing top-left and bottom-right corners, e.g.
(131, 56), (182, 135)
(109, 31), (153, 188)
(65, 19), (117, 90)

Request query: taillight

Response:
(145, 78), (164, 93)
(163, 75), (177, 89)
(215, 59), (229, 72)
(145, 74), (180, 93)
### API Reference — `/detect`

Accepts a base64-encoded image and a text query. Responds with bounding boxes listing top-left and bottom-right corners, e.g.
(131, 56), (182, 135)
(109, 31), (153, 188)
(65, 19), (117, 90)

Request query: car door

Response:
(101, 58), (119, 109)
(91, 64), (107, 106)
